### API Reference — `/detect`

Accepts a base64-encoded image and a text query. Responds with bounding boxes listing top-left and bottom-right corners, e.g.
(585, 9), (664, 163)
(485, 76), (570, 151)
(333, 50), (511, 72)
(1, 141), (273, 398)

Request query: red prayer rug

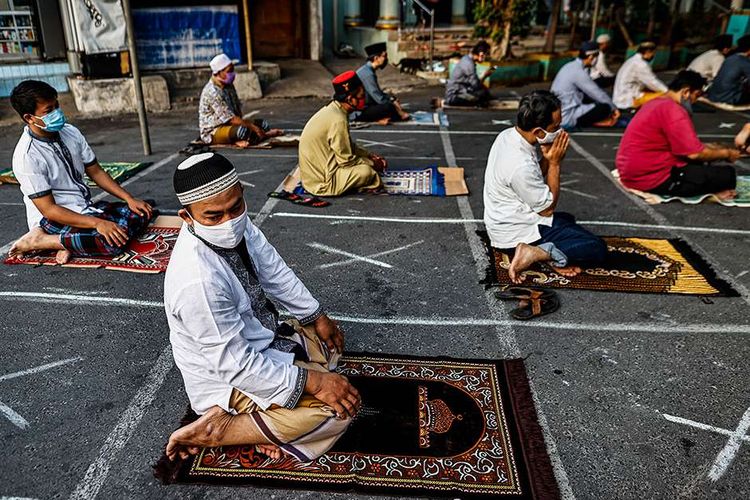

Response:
(154, 354), (560, 499)
(4, 216), (181, 274)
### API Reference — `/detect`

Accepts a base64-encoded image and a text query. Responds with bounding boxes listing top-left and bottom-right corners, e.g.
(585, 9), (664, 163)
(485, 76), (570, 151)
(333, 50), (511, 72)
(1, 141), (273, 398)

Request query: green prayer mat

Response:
(0, 162), (151, 187)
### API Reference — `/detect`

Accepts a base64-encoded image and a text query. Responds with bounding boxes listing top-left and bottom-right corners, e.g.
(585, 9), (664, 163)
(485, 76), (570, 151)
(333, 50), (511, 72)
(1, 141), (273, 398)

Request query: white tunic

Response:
(612, 53), (668, 109)
(687, 49), (725, 82)
(483, 127), (554, 249)
(589, 52), (614, 79)
(164, 221), (322, 414)
(12, 124), (97, 229)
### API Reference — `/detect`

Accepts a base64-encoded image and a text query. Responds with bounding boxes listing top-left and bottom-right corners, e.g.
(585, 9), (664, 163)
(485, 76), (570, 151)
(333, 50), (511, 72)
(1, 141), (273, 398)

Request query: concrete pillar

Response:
(344, 0), (364, 27)
(452, 0), (467, 25)
(376, 0), (400, 30)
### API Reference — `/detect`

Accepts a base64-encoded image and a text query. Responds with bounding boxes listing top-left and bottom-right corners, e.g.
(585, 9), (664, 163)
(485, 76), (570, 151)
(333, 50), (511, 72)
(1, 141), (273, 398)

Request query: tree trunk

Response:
(544, 0), (562, 53)
(660, 0), (682, 46)
(568, 10), (579, 50)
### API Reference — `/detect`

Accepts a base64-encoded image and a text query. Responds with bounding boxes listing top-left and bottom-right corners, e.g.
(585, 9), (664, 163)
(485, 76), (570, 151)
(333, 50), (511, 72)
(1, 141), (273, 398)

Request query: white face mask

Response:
(190, 208), (248, 249)
(536, 127), (563, 145)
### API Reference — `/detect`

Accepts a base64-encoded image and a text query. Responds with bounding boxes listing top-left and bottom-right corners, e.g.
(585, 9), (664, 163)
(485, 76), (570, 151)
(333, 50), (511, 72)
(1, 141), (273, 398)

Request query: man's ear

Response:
(178, 208), (193, 225)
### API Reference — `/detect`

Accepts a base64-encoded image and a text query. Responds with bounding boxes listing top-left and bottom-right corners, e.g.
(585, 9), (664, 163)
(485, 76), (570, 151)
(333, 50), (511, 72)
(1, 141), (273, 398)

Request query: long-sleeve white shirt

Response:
(687, 49), (725, 83)
(164, 221), (322, 414)
(589, 51), (614, 79)
(613, 53), (668, 109)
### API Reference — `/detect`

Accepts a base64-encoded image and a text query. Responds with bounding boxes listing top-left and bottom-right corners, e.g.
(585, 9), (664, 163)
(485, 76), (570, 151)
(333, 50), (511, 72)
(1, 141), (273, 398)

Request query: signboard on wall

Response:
(132, 6), (241, 70)
(71, 0), (128, 54)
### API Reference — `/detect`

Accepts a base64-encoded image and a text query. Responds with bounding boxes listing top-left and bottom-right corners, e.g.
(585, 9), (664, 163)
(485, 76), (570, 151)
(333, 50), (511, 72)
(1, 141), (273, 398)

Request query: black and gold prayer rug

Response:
(480, 232), (737, 296)
(154, 354), (560, 499)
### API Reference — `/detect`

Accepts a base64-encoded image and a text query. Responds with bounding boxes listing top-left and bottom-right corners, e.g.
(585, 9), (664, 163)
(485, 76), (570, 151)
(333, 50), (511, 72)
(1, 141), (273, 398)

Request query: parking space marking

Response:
(1, 357), (83, 429)
(318, 240), (424, 269)
(271, 212), (750, 236)
(308, 242), (393, 268)
(663, 406), (750, 481)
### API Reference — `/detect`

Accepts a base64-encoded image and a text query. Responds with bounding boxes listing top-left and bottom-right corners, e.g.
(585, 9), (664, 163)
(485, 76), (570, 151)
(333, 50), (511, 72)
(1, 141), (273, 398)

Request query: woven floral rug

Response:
(154, 354), (560, 499)
(480, 232), (737, 296)
(0, 162), (150, 187)
(4, 216), (181, 274)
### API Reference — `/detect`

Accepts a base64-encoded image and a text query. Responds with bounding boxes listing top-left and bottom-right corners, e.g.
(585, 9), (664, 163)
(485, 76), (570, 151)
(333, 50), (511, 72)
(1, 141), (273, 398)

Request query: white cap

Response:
(596, 34), (611, 44)
(210, 53), (232, 74)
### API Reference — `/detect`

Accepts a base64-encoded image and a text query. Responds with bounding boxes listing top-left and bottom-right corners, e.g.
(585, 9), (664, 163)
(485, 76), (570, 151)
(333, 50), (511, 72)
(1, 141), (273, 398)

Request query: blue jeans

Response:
(536, 212), (607, 267)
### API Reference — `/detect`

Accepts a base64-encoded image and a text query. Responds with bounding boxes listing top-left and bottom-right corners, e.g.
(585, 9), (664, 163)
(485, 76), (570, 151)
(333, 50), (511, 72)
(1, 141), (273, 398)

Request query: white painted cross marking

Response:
(357, 138), (413, 150)
(492, 119), (513, 125)
(0, 357), (83, 429)
(237, 169), (264, 177)
(307, 242), (393, 268)
(718, 122), (736, 129)
(318, 240), (425, 269)
(663, 406), (750, 481)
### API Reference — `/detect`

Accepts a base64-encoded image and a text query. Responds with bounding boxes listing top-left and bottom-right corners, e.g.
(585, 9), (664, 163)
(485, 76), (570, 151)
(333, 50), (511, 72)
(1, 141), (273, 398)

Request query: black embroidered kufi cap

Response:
(173, 152), (239, 205)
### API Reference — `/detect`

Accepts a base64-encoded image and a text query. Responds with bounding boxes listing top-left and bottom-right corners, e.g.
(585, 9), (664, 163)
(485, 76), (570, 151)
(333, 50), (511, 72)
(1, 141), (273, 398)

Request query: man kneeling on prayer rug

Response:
(8, 80), (154, 264)
(298, 71), (387, 196)
(483, 90), (607, 283)
(199, 53), (283, 147)
(164, 152), (359, 462)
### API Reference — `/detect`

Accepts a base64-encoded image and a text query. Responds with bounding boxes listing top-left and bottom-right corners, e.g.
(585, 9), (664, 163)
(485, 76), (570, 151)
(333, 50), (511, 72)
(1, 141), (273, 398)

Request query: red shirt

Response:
(616, 97), (704, 191)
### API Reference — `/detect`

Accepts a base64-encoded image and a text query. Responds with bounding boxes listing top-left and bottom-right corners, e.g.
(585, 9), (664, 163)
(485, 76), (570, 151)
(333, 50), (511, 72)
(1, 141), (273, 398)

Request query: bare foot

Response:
(166, 406), (233, 461)
(9, 227), (48, 258)
(376, 117), (391, 126)
(266, 128), (284, 137)
(399, 113), (411, 121)
(508, 243), (551, 284)
(235, 140), (250, 148)
(550, 265), (582, 277)
(734, 123), (750, 150)
(593, 115), (619, 127)
(55, 249), (72, 265)
(716, 189), (737, 201)
(256, 444), (283, 460)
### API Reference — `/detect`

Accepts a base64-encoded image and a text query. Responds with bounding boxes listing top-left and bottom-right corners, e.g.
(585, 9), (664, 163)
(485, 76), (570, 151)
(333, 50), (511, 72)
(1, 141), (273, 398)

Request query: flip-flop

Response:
(510, 292), (560, 321)
(267, 190), (331, 207)
(495, 286), (555, 301)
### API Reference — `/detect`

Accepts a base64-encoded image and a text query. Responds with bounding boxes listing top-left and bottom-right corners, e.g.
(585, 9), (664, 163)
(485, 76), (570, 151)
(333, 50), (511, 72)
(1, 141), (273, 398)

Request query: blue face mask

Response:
(34, 108), (66, 132)
(680, 96), (693, 115)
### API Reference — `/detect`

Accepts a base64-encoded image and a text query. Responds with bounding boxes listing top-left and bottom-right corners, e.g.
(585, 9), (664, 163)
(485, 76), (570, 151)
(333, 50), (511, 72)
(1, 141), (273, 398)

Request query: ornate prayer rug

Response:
(154, 354), (560, 499)
(0, 162), (151, 187)
(611, 171), (750, 207)
(480, 232), (738, 296)
(4, 216), (181, 274)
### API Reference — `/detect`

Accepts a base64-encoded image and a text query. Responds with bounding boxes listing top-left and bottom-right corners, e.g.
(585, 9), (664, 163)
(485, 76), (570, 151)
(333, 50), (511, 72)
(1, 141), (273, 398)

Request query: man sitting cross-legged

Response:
(8, 80), (153, 264)
(199, 53), (283, 147)
(164, 152), (359, 462)
(354, 42), (410, 124)
(298, 71), (387, 196)
(616, 71), (740, 200)
(483, 90), (607, 283)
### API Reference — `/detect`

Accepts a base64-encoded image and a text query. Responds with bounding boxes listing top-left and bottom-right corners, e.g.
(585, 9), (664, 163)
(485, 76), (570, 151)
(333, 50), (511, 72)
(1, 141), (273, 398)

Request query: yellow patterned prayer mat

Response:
(154, 355), (560, 499)
(481, 233), (738, 296)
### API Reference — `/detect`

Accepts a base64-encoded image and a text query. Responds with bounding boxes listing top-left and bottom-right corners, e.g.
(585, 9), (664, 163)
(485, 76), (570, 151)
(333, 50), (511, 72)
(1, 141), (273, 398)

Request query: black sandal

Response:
(267, 190), (331, 207)
(494, 286), (555, 301)
(510, 291), (560, 321)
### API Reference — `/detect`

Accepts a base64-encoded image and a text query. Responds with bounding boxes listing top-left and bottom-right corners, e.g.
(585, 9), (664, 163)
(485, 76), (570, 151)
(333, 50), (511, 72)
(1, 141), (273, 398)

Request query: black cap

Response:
(580, 40), (599, 55)
(738, 35), (750, 52)
(173, 152), (239, 205)
(365, 42), (387, 57)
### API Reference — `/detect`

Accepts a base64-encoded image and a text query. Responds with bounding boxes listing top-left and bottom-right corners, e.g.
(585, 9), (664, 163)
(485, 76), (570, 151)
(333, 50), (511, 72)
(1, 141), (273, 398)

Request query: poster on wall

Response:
(71, 0), (128, 54)
(132, 6), (241, 70)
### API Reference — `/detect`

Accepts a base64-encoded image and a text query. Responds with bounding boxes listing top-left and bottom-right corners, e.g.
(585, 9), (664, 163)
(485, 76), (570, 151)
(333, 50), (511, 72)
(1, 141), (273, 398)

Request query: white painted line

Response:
(569, 138), (750, 305)
(0, 291), (162, 308)
(0, 290), (747, 334)
(271, 212), (750, 236)
(662, 413), (749, 440)
(0, 401), (29, 429)
(0, 496), (40, 500)
(319, 240), (425, 269)
(68, 346), (173, 500)
(252, 166), (294, 227)
(438, 122), (576, 499)
(560, 186), (598, 200)
(708, 406), (750, 481)
(0, 202), (24, 206)
(239, 180), (256, 188)
(0, 152), (179, 257)
(308, 242), (393, 268)
(237, 169), (264, 176)
(0, 356), (83, 382)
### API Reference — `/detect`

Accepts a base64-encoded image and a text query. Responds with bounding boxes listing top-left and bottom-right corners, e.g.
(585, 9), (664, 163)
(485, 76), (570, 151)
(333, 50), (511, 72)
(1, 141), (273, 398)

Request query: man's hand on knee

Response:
(305, 371), (360, 419)
(312, 314), (344, 353)
(95, 220), (128, 247)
